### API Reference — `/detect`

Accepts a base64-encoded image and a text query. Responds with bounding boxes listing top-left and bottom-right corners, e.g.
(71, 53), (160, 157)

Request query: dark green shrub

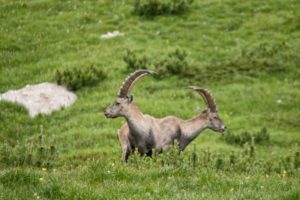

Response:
(55, 65), (106, 91)
(123, 49), (150, 71)
(229, 151), (236, 165)
(155, 48), (190, 76)
(222, 131), (241, 145)
(240, 131), (252, 145)
(222, 128), (270, 146)
(295, 151), (300, 169)
(133, 0), (193, 17)
(215, 153), (224, 170)
(121, 135), (296, 174)
(254, 127), (270, 144)
(124, 41), (299, 83)
(123, 48), (193, 78)
(124, 142), (300, 175)
(199, 41), (299, 83)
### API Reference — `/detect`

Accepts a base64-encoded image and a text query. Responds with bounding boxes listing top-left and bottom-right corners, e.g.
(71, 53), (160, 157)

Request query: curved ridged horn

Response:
(188, 86), (217, 113)
(118, 69), (155, 97)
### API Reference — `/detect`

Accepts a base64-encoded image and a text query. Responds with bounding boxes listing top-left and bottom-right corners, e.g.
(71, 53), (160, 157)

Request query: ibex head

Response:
(188, 86), (226, 133)
(104, 69), (154, 118)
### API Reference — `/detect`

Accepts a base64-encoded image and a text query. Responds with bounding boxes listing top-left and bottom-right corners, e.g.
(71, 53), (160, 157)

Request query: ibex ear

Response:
(127, 95), (133, 103)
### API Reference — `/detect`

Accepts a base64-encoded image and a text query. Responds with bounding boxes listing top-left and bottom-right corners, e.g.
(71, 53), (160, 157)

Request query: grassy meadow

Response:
(1, 0), (300, 199)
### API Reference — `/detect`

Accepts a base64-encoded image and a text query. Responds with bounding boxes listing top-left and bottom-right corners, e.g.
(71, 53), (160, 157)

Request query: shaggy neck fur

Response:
(179, 112), (209, 149)
(124, 102), (147, 138)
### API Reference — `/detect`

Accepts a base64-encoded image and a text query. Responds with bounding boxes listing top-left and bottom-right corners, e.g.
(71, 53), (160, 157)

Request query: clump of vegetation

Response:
(154, 48), (192, 77)
(55, 65), (106, 91)
(0, 126), (58, 168)
(123, 49), (150, 72)
(199, 41), (300, 82)
(126, 142), (300, 175)
(124, 41), (300, 83)
(295, 150), (300, 169)
(133, 0), (193, 17)
(123, 48), (193, 77)
(222, 127), (270, 146)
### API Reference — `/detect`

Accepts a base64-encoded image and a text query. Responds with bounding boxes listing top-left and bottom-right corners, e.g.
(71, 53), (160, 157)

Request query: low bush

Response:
(154, 48), (192, 77)
(126, 142), (300, 175)
(133, 0), (193, 17)
(198, 41), (300, 82)
(123, 48), (193, 77)
(222, 127), (270, 146)
(124, 41), (299, 83)
(55, 65), (106, 91)
(123, 49), (150, 72)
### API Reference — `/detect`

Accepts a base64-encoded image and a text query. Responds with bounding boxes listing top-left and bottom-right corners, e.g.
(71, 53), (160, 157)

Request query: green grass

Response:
(1, 0), (300, 199)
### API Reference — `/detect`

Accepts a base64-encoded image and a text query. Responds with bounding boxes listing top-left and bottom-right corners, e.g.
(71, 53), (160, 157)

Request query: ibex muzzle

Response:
(104, 96), (133, 118)
(207, 112), (226, 133)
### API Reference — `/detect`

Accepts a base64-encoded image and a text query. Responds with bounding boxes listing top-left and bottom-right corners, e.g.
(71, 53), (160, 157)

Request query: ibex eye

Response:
(115, 102), (120, 105)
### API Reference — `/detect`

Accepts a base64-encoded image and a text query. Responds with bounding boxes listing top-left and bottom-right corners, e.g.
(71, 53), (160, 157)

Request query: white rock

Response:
(0, 82), (77, 117)
(100, 30), (124, 39)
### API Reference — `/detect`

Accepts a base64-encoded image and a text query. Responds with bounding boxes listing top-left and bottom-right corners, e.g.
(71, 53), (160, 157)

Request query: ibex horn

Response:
(118, 69), (155, 97)
(188, 86), (217, 113)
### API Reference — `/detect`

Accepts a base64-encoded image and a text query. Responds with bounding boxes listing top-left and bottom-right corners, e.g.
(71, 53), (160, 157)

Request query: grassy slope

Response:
(0, 0), (300, 199)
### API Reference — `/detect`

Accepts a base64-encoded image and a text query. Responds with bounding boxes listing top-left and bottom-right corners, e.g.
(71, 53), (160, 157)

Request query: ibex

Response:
(104, 70), (226, 161)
